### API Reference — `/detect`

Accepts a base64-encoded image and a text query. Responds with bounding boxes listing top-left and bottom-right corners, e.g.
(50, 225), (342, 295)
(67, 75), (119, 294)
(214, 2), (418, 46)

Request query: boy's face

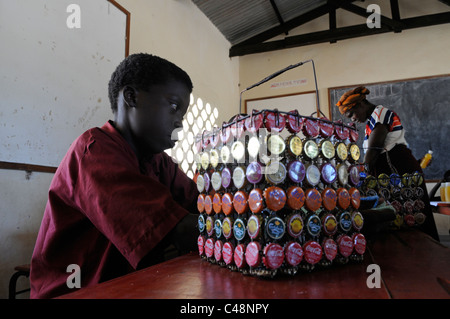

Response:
(128, 79), (190, 155)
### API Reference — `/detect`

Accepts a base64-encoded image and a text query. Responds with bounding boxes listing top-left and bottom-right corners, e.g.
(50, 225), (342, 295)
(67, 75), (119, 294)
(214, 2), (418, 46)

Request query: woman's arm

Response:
(364, 123), (389, 174)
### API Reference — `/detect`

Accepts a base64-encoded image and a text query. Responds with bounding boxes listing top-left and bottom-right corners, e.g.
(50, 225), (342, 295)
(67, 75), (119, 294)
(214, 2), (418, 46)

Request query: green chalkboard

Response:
(328, 75), (450, 181)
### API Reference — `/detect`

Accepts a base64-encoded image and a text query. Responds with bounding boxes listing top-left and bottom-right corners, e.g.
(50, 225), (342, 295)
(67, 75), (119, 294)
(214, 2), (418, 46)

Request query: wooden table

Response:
(58, 229), (450, 299)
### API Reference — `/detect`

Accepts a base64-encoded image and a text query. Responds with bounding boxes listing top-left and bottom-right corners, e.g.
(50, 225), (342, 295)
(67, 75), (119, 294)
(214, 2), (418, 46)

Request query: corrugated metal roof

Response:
(192, 0), (327, 45)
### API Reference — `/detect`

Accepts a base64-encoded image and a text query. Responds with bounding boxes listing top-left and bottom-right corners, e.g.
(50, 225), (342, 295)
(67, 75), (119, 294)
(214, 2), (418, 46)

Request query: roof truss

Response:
(230, 0), (450, 57)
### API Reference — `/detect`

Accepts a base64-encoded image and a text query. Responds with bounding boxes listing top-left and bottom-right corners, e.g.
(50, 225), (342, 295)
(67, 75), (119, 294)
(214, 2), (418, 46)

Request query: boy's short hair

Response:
(108, 53), (193, 113)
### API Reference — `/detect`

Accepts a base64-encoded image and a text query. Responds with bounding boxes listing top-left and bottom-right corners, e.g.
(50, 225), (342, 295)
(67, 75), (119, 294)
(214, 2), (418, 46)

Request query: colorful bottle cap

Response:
(286, 110), (303, 133)
(352, 233), (366, 255)
(210, 220), (221, 238)
(265, 161), (287, 185)
(222, 241), (234, 265)
(286, 213), (304, 237)
(245, 241), (261, 267)
(222, 217), (233, 239)
(211, 171), (222, 192)
(200, 152), (209, 171)
(246, 161), (263, 184)
(233, 190), (248, 214)
(305, 164), (320, 186)
(263, 243), (284, 270)
(322, 213), (338, 236)
(204, 238), (214, 258)
(232, 166), (246, 189)
(287, 160), (306, 183)
(231, 140), (245, 162)
(244, 111), (264, 134)
(220, 145), (231, 165)
(221, 193), (234, 216)
(204, 195), (213, 215)
(348, 143), (360, 162)
(322, 187), (337, 211)
(334, 122), (349, 140)
(337, 163), (349, 186)
(364, 175), (377, 189)
(320, 163), (337, 184)
(320, 139), (335, 159)
(302, 118), (319, 138)
(265, 216), (286, 240)
(212, 192), (222, 214)
(248, 188), (264, 213)
(403, 200), (414, 214)
(348, 165), (361, 186)
(390, 200), (402, 213)
(348, 123), (359, 142)
(304, 139), (319, 159)
(378, 187), (391, 200)
(197, 194), (205, 213)
(214, 240), (223, 262)
(231, 115), (245, 138)
(352, 211), (364, 231)
(287, 135), (303, 157)
(415, 187), (424, 198)
(305, 188), (322, 212)
(323, 238), (338, 261)
(390, 173), (401, 187)
(338, 211), (352, 233)
(414, 212), (426, 225)
(233, 218), (246, 241)
(220, 125), (232, 144)
(404, 214), (415, 226)
(196, 174), (205, 193)
(413, 199), (425, 212)
(378, 173), (390, 187)
(247, 135), (261, 159)
(197, 235), (205, 256)
(349, 187), (361, 209)
(319, 117), (334, 138)
(247, 214), (262, 239)
(221, 167), (232, 189)
(336, 187), (350, 210)
(203, 172), (211, 193)
(402, 173), (412, 187)
(306, 214), (321, 237)
(335, 142), (348, 161)
(285, 241), (303, 266)
(234, 243), (246, 269)
(286, 186), (305, 210)
(267, 134), (286, 155)
(206, 216), (214, 237)
(210, 149), (219, 169)
(198, 214), (206, 233)
(264, 110), (286, 133)
(303, 240), (323, 265)
(337, 235), (353, 257)
(209, 130), (220, 148)
(412, 171), (424, 186)
(264, 186), (287, 211)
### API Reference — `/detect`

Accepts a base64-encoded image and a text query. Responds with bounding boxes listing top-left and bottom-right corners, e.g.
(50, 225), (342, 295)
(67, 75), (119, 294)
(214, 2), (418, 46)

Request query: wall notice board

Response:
(328, 75), (450, 181)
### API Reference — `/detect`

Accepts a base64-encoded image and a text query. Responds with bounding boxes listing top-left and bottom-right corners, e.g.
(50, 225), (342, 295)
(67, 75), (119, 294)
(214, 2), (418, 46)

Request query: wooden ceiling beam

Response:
(229, 11), (450, 57)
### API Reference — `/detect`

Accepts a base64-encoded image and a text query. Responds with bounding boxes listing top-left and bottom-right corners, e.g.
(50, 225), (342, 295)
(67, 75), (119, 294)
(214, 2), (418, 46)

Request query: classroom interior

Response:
(1, 0), (449, 299)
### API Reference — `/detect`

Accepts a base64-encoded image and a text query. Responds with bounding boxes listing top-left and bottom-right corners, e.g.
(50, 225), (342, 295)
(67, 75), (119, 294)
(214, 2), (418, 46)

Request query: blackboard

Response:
(328, 75), (450, 181)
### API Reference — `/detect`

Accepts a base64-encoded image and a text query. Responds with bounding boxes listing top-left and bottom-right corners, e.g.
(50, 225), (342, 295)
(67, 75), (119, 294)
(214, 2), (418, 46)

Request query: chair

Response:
(9, 264), (31, 299)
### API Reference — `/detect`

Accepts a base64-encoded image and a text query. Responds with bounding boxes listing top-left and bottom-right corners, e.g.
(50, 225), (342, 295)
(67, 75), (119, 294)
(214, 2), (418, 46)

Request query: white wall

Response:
(0, 0), (239, 298)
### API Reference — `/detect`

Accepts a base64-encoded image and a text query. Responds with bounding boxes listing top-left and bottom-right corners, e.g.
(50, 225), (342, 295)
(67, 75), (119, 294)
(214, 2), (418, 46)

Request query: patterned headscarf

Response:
(336, 86), (370, 114)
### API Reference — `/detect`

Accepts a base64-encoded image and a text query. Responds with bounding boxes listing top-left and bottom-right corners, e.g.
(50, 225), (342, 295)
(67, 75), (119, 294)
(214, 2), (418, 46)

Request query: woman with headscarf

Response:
(336, 86), (439, 241)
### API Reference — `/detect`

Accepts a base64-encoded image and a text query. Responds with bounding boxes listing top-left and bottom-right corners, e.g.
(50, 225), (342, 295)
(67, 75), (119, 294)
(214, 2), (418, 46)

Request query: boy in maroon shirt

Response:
(30, 53), (199, 298)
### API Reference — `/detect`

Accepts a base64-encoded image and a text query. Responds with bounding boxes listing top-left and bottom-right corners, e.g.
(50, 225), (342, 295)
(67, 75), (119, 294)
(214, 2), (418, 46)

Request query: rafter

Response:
(229, 0), (450, 57)
(229, 11), (450, 57)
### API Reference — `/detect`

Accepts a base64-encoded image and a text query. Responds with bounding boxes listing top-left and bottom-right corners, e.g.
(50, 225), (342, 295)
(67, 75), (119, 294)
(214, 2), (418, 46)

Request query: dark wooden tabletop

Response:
(58, 229), (450, 299)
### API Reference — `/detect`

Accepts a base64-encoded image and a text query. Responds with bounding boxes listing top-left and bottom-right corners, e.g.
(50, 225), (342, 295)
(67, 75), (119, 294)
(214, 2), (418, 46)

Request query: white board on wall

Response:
(0, 0), (126, 167)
